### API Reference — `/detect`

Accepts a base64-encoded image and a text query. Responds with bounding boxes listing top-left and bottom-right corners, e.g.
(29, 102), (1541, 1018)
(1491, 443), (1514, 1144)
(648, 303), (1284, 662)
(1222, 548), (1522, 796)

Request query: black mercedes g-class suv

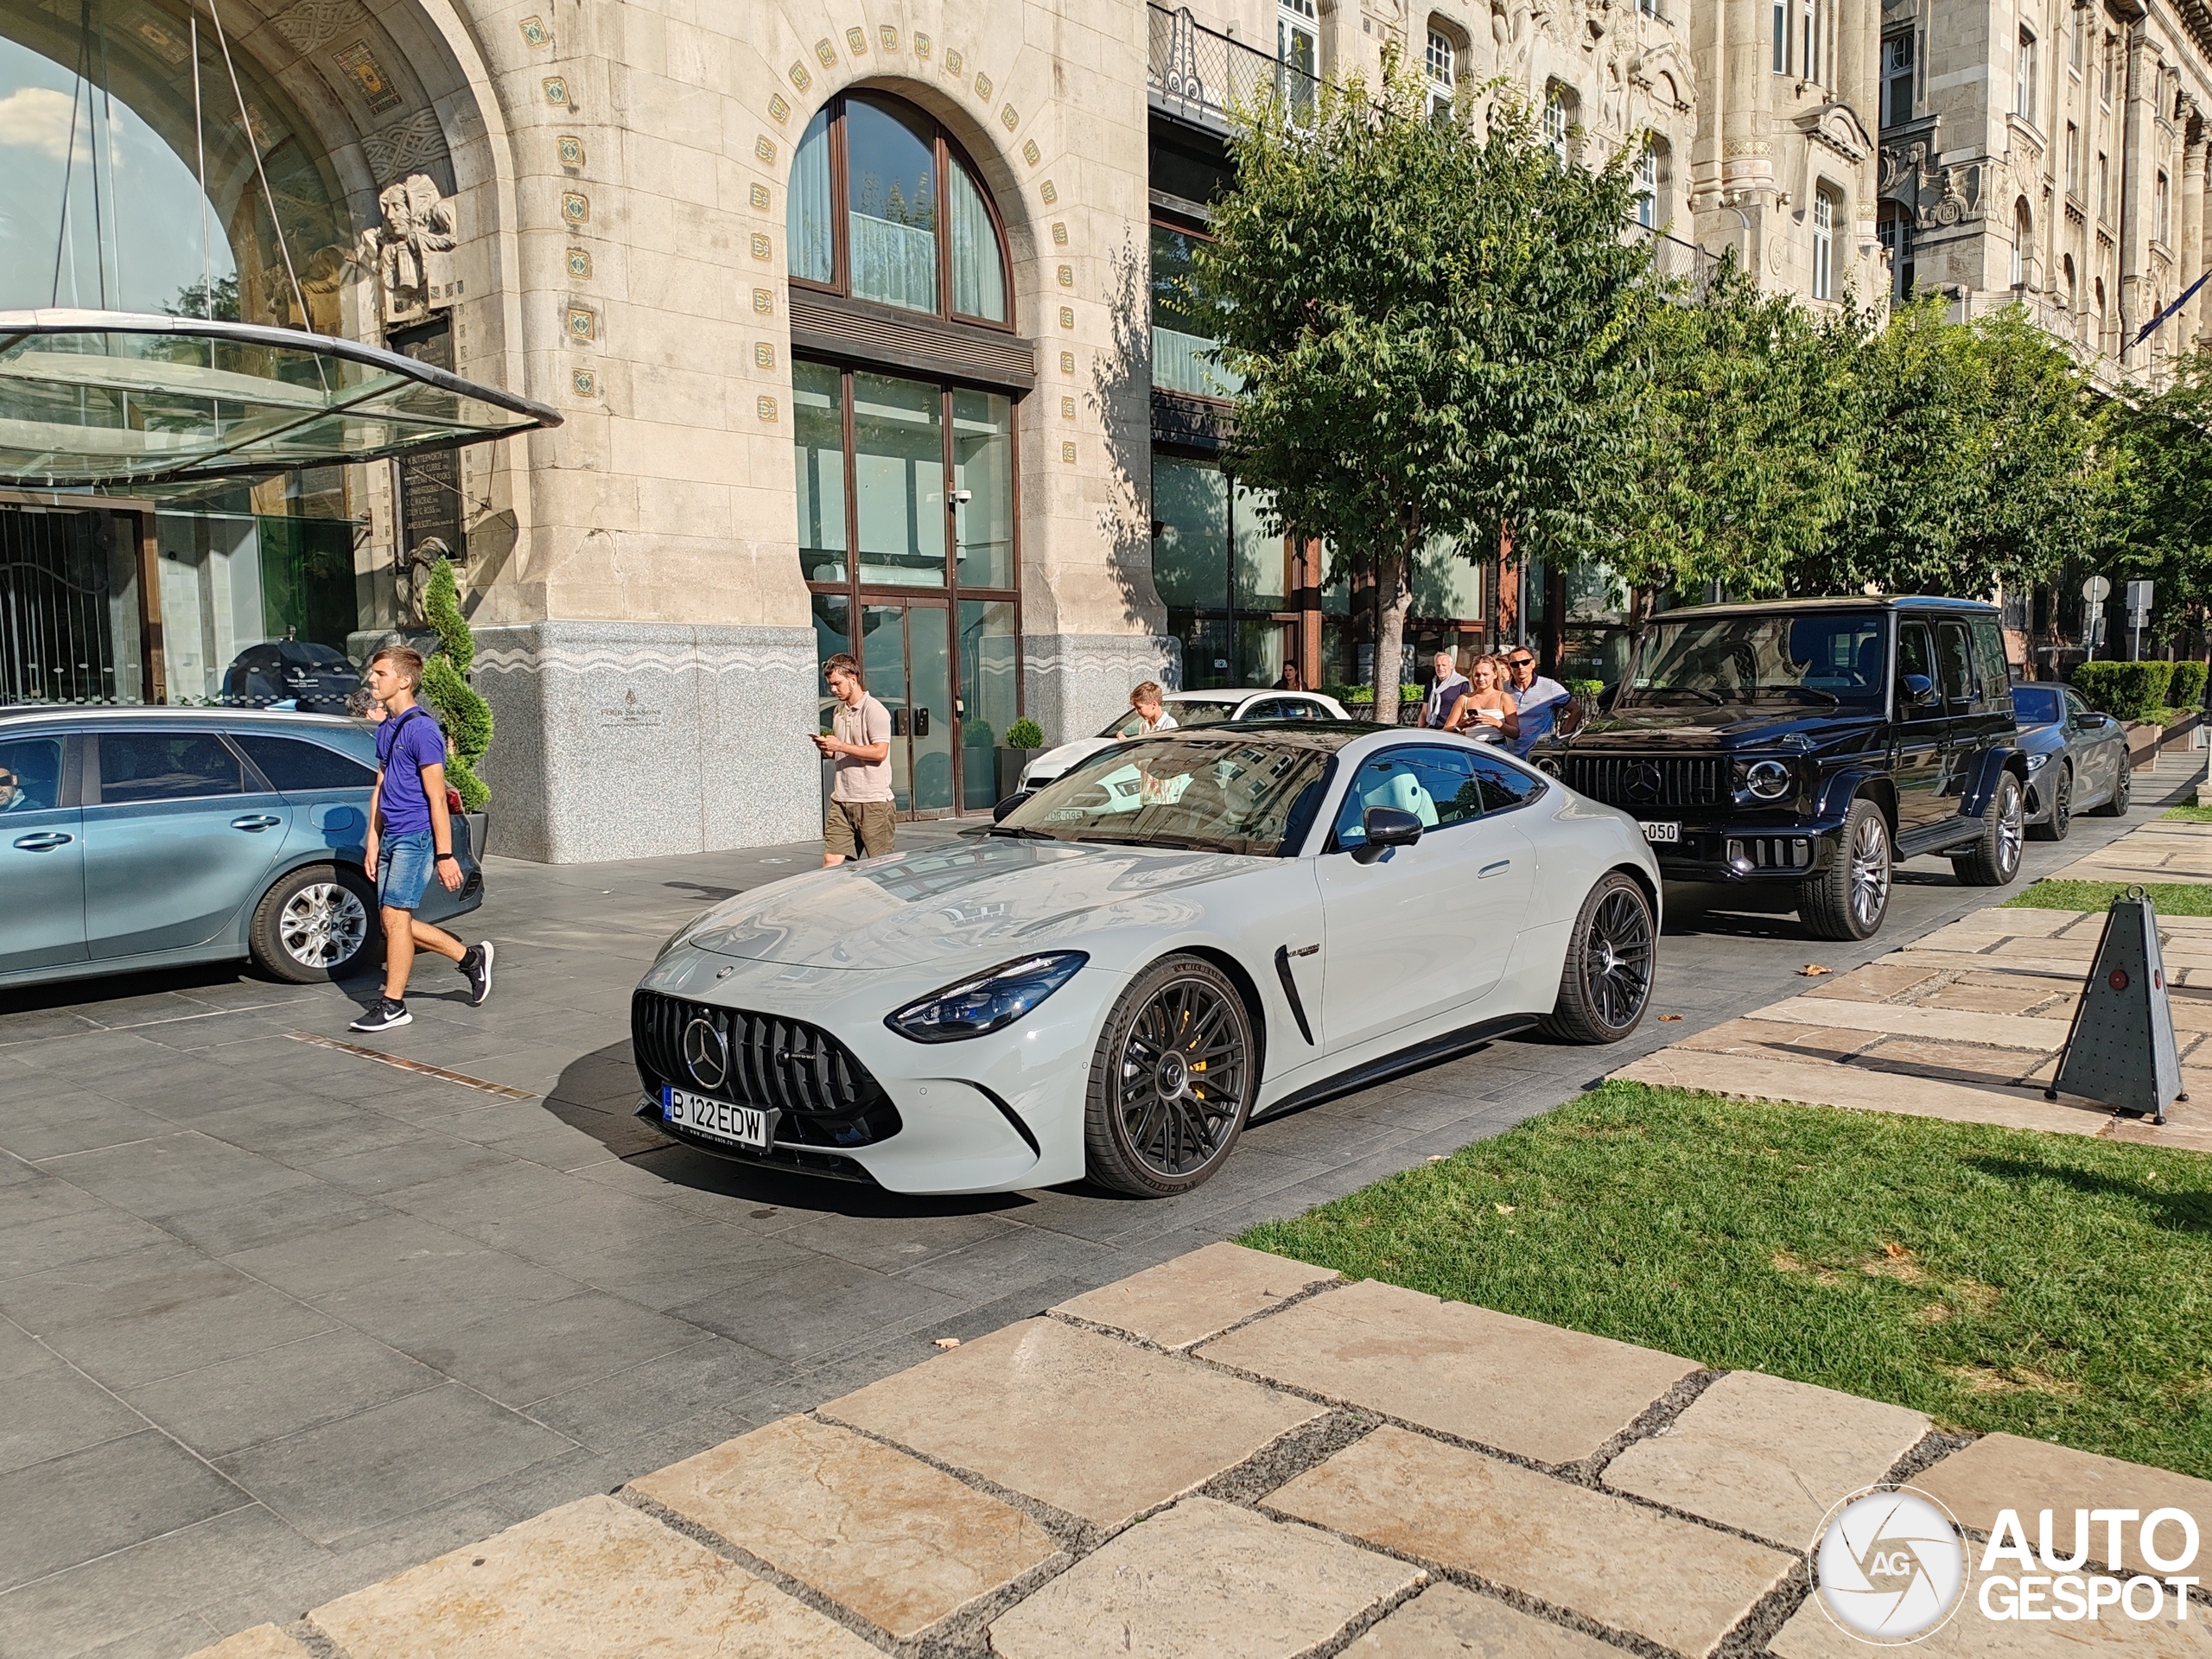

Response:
(1529, 597), (2026, 941)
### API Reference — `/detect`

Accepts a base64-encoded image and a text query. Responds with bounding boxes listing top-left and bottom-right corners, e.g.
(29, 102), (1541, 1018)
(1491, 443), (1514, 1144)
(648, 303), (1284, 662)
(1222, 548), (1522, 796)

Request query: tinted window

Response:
(1469, 753), (1544, 812)
(97, 732), (245, 804)
(1897, 621), (1935, 694)
(1246, 697), (1318, 721)
(1166, 699), (1239, 728)
(1332, 747), (1483, 847)
(236, 734), (375, 792)
(1936, 621), (1974, 702)
(1618, 610), (1886, 709)
(2012, 686), (2062, 725)
(0, 736), (64, 812)
(1971, 617), (2012, 702)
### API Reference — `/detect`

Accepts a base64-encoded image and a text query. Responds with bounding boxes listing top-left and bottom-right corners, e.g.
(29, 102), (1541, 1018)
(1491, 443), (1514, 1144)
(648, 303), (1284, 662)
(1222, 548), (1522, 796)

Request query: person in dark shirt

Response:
(350, 646), (493, 1032)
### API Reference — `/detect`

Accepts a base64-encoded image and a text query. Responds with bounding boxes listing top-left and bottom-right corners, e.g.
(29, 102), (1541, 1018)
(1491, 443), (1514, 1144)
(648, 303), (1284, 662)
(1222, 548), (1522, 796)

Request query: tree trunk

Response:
(1371, 541), (1414, 725)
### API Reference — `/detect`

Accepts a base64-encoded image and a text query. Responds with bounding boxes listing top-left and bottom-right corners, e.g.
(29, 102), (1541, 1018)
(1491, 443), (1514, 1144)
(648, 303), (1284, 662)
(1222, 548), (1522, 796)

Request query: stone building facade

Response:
(3, 0), (1891, 861)
(1878, 0), (2212, 379)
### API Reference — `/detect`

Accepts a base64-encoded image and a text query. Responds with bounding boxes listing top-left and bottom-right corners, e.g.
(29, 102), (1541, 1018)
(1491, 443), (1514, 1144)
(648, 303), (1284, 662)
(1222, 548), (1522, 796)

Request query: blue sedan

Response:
(2012, 683), (2133, 840)
(0, 705), (482, 989)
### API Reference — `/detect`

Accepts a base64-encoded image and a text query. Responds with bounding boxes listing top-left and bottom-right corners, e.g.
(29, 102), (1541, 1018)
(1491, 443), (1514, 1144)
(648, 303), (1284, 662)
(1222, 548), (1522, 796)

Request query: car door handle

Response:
(1479, 859), (1512, 877)
(230, 815), (283, 831)
(11, 832), (73, 851)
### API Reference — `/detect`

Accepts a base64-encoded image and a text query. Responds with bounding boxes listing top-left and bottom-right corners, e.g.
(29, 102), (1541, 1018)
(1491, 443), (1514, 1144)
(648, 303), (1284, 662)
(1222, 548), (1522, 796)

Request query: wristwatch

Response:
(435, 852), (456, 862)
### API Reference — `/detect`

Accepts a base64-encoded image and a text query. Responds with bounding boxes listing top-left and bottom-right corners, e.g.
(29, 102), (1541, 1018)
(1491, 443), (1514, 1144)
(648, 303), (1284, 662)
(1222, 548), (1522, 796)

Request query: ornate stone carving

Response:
(1795, 102), (1874, 164)
(269, 0), (369, 57)
(359, 109), (448, 187)
(354, 174), (458, 326)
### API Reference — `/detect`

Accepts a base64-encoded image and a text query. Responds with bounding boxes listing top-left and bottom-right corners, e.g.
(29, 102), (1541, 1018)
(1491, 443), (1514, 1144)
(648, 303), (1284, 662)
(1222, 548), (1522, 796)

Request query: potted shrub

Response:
(996, 716), (1046, 801)
(419, 556), (494, 857)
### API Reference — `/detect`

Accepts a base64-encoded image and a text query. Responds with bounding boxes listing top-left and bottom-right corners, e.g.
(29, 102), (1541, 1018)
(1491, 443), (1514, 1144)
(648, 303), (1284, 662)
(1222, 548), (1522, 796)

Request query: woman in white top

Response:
(1451, 655), (1519, 741)
(1124, 680), (1179, 736)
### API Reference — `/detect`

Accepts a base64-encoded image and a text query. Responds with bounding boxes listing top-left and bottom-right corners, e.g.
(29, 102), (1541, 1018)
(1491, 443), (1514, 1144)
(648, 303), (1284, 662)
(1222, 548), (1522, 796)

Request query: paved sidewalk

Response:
(1617, 804), (2212, 1151)
(187, 1242), (2212, 1659)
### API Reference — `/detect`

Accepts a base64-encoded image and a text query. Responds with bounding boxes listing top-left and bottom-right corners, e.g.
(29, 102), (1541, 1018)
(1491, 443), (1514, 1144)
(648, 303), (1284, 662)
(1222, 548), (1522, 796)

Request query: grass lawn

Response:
(2005, 879), (2212, 915)
(2164, 804), (2212, 823)
(1243, 1083), (2212, 1478)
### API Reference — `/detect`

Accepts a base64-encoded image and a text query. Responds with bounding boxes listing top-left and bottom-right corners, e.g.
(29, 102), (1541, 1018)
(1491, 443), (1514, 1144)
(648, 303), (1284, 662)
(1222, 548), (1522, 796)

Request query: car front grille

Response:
(631, 990), (901, 1149)
(1563, 754), (1729, 811)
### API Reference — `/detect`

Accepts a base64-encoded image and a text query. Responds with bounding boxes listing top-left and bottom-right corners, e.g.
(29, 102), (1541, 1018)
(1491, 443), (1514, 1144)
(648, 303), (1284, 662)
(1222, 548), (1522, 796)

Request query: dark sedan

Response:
(221, 640), (364, 715)
(2013, 683), (2132, 839)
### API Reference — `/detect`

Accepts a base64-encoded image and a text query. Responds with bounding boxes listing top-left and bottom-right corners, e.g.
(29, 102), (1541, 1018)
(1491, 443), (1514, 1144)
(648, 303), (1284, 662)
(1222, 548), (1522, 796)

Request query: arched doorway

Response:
(787, 90), (1024, 817)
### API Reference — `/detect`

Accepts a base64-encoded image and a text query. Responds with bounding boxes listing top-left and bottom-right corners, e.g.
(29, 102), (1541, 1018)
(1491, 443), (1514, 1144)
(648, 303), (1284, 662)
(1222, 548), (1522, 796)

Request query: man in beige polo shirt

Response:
(814, 652), (895, 866)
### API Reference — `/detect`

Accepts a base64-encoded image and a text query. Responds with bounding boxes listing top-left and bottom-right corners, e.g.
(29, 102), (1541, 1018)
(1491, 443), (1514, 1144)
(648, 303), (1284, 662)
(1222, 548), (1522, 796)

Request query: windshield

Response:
(1617, 612), (1887, 710)
(1101, 698), (1240, 737)
(2012, 686), (2062, 725)
(998, 737), (1332, 855)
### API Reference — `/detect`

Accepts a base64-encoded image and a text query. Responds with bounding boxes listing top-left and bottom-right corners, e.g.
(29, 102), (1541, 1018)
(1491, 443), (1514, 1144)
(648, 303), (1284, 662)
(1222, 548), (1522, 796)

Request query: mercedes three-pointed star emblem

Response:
(681, 1017), (729, 1091)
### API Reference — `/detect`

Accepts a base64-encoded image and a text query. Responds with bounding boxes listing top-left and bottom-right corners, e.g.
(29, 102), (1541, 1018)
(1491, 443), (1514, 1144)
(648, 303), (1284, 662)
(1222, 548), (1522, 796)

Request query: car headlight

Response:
(1535, 756), (1563, 778)
(1743, 759), (1793, 800)
(887, 952), (1089, 1043)
(2024, 751), (2050, 772)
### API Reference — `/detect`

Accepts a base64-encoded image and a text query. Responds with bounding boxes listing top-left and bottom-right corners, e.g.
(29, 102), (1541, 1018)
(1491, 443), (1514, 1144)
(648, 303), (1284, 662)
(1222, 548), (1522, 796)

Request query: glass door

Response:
(860, 601), (955, 817)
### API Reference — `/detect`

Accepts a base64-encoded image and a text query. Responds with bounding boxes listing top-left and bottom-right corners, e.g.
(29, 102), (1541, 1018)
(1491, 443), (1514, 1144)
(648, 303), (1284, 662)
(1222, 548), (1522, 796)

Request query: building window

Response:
(1802, 0), (1818, 80)
(788, 93), (1012, 326)
(2158, 169), (2172, 244)
(1772, 0), (1788, 73)
(1878, 201), (1914, 299)
(2094, 276), (2107, 348)
(2012, 199), (2032, 287)
(2063, 254), (2079, 334)
(2065, 123), (2082, 196)
(1882, 32), (1915, 127)
(2101, 35), (2113, 105)
(2016, 29), (2037, 124)
(1151, 222), (1238, 401)
(1279, 0), (1319, 79)
(2069, 4), (2084, 68)
(1544, 85), (1572, 162)
(1812, 188), (1836, 300)
(2097, 149), (2110, 224)
(1426, 27), (1456, 118)
(1637, 141), (1661, 230)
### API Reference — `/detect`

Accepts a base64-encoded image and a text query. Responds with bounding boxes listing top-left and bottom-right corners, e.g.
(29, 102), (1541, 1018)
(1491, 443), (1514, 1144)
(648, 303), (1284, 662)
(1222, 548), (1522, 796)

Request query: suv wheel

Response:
(2088, 754), (2133, 817)
(1952, 772), (2024, 887)
(250, 864), (381, 983)
(1800, 799), (1891, 941)
(1538, 872), (1656, 1044)
(2029, 763), (2072, 842)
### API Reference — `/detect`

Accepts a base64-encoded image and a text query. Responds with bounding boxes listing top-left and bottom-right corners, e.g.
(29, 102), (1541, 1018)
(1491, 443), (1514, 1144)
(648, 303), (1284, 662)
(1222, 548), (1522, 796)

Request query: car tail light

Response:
(446, 785), (464, 815)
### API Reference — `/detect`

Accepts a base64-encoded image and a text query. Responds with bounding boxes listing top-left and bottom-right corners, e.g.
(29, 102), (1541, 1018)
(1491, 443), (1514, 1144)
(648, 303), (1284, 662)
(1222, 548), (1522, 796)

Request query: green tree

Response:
(2109, 345), (2212, 647)
(419, 557), (493, 810)
(1196, 65), (1659, 712)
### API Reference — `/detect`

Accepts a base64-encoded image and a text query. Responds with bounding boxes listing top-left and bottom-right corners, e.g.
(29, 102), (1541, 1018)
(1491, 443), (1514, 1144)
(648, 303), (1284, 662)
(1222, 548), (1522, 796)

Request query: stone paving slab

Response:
(307, 1494), (880, 1658)
(1199, 1277), (1697, 1466)
(1610, 1048), (2110, 1135)
(819, 1317), (1322, 1529)
(1050, 1240), (1340, 1350)
(181, 1628), (308, 1659)
(1344, 1582), (1625, 1657)
(1914, 1433), (2212, 1568)
(985, 1496), (1419, 1659)
(1743, 997), (2076, 1052)
(1767, 1592), (2212, 1656)
(1269, 1425), (1796, 1659)
(1601, 1370), (1930, 1548)
(627, 1414), (1058, 1639)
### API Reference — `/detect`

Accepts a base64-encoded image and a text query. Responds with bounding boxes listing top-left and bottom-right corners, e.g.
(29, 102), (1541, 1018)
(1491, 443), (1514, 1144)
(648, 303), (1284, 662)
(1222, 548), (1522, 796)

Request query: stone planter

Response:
(995, 747), (1043, 801)
(2126, 721), (2165, 770)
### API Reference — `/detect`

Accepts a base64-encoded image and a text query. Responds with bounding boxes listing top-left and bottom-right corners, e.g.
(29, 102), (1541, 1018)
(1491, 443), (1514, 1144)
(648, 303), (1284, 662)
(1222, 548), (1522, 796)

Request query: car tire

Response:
(2029, 764), (2072, 842)
(249, 864), (382, 984)
(1537, 871), (1656, 1044)
(1799, 798), (1892, 941)
(2088, 754), (2133, 817)
(1951, 772), (2025, 887)
(1084, 952), (1256, 1198)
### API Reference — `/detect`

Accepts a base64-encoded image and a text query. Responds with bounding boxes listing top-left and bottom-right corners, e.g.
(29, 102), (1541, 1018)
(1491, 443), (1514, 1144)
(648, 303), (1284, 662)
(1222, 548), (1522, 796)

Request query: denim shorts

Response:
(377, 830), (435, 912)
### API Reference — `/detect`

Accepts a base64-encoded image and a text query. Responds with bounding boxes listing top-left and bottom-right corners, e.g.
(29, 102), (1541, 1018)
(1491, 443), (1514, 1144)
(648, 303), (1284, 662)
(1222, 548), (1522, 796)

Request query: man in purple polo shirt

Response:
(351, 645), (493, 1032)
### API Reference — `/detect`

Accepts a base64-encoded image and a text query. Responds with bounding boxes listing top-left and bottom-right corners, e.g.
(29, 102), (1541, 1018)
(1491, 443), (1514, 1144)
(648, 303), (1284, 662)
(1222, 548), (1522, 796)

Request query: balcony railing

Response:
(1633, 224), (1720, 299)
(1148, 4), (1319, 133)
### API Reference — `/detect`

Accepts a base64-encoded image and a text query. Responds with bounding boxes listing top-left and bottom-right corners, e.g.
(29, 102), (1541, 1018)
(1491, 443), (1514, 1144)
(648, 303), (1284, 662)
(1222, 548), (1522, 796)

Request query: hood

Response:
(673, 836), (1252, 969)
(1560, 704), (1885, 752)
(1027, 735), (1113, 777)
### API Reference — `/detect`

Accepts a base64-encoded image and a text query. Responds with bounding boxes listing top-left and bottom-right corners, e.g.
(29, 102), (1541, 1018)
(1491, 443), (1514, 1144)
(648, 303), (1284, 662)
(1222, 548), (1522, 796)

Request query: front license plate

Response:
(662, 1086), (772, 1150)
(1641, 821), (1681, 844)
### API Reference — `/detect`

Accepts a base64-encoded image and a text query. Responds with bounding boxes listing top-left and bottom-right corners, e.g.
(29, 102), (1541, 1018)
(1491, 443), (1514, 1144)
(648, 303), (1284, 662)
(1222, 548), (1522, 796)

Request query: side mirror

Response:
(1900, 673), (1939, 709)
(1353, 804), (1423, 864)
(991, 790), (1035, 823)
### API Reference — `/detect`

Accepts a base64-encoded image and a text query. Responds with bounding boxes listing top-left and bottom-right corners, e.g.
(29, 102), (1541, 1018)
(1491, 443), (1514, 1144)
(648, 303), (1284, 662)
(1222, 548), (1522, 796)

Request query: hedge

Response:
(2069, 660), (2175, 721)
(2171, 660), (2209, 709)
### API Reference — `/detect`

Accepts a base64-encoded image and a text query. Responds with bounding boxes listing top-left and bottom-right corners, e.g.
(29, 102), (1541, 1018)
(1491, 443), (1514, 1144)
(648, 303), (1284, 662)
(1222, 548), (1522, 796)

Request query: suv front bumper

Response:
(1640, 821), (1842, 883)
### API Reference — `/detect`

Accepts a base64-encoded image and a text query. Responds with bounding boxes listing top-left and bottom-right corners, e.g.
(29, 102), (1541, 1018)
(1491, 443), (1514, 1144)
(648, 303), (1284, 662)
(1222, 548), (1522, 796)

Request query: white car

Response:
(636, 727), (1660, 1198)
(1017, 688), (1351, 791)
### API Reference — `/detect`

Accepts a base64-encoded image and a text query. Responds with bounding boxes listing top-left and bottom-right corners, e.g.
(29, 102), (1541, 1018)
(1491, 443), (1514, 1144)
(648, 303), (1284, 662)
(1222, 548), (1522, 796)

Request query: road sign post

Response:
(2126, 580), (2153, 661)
(2083, 575), (2112, 660)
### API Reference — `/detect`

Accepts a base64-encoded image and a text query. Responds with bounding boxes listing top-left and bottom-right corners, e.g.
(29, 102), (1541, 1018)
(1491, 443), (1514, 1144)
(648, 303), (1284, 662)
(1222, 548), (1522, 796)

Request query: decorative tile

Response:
(750, 233), (772, 261)
(565, 248), (592, 279)
(754, 342), (776, 369)
(946, 48), (963, 74)
(1039, 178), (1057, 203)
(757, 396), (778, 423)
(561, 191), (588, 223)
(1056, 264), (1074, 286)
(564, 307), (594, 340)
(334, 41), (404, 116)
(789, 61), (812, 92)
(769, 92), (790, 124)
(914, 31), (931, 57)
(1060, 441), (1077, 463)
(570, 368), (597, 397)
(542, 75), (569, 106)
(880, 25), (899, 53)
(518, 15), (549, 48)
(750, 183), (772, 211)
(974, 73), (992, 99)
(1052, 221), (1068, 245)
(1059, 397), (1075, 420)
(1058, 305), (1074, 328)
(815, 37), (837, 67)
(1058, 350), (1075, 372)
(556, 133), (585, 167)
(753, 289), (774, 315)
(1001, 104), (1019, 130)
(755, 136), (776, 163)
(846, 26), (868, 55)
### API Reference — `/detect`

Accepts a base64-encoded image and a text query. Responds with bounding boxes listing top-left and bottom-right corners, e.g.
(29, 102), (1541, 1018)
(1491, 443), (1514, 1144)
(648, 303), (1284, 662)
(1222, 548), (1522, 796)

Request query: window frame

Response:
(1882, 30), (1915, 125)
(1802, 0), (1819, 80)
(1772, 0), (1789, 73)
(1326, 742), (1488, 851)
(786, 92), (1017, 334)
(86, 728), (258, 807)
(1543, 85), (1573, 162)
(1637, 141), (1662, 229)
(1811, 188), (1836, 301)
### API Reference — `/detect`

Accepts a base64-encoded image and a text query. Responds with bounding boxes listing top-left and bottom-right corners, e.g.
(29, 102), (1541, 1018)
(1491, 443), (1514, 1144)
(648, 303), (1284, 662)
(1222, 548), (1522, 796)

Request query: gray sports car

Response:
(2012, 683), (2133, 840)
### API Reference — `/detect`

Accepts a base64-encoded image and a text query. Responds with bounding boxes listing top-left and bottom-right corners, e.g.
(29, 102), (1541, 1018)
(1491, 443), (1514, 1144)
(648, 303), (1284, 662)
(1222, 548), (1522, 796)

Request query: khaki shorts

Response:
(825, 798), (896, 859)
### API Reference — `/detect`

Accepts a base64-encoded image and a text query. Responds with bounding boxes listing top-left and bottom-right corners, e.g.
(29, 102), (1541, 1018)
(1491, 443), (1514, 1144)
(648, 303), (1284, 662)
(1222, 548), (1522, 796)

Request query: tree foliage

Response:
(2108, 346), (2212, 645)
(1198, 62), (1657, 711)
(420, 557), (493, 810)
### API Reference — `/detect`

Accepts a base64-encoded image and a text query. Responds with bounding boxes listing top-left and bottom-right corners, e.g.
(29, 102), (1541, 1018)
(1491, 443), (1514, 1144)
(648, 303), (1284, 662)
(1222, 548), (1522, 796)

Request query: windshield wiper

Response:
(986, 824), (1059, 841)
(1629, 686), (1726, 707)
(1756, 686), (1840, 706)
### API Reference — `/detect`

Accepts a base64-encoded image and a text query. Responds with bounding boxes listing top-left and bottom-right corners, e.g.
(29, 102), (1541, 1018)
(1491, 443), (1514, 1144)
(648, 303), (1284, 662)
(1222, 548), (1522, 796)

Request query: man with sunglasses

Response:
(0, 766), (24, 812)
(1503, 648), (1570, 758)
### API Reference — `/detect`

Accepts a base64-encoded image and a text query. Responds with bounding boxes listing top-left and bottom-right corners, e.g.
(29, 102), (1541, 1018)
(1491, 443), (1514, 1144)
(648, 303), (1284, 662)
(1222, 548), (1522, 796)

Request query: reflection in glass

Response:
(845, 96), (938, 313)
(811, 592), (851, 733)
(790, 109), (836, 284)
(794, 361), (847, 582)
(1152, 455), (1227, 609)
(909, 607), (955, 812)
(1178, 614), (1233, 690)
(851, 372), (944, 587)
(1237, 620), (1287, 686)
(1233, 480), (1284, 608)
(952, 389), (1014, 588)
(959, 599), (1017, 810)
(860, 603), (912, 812)
(1410, 533), (1483, 620)
(1149, 226), (1239, 399)
(949, 161), (1005, 321)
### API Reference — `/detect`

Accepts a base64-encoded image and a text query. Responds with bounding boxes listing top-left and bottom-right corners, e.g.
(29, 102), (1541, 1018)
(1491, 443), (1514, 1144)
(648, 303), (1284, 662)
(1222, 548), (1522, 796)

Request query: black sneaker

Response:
(349, 998), (412, 1033)
(460, 941), (495, 1007)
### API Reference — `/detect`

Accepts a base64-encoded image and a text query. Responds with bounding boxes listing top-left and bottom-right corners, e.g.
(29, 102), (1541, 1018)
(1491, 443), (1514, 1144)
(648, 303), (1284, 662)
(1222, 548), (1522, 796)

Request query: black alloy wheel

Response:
(1084, 953), (1255, 1197)
(2090, 753), (2133, 817)
(1540, 872), (1656, 1044)
(2031, 763), (2073, 842)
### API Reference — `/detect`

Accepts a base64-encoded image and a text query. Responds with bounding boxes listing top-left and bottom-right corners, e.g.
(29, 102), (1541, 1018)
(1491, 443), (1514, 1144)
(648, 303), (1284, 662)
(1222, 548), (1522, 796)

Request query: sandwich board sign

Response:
(2047, 887), (2183, 1124)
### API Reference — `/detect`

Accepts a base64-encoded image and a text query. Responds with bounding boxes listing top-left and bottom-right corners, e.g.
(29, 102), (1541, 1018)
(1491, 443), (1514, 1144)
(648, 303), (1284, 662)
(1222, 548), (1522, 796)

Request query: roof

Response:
(1128, 720), (1389, 754)
(0, 704), (366, 734)
(1166, 688), (1332, 702)
(1651, 596), (2001, 620)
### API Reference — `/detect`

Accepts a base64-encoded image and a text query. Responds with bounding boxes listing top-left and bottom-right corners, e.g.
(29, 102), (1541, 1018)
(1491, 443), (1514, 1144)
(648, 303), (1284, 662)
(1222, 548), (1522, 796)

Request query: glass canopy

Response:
(0, 310), (559, 488)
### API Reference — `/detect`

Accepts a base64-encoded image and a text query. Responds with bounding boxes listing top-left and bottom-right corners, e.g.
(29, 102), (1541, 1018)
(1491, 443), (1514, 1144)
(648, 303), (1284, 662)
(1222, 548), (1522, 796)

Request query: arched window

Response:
(1426, 22), (1459, 119)
(2011, 199), (2032, 287)
(788, 92), (1011, 327)
(1812, 187), (1837, 300)
(1637, 140), (1664, 229)
(2062, 253), (2079, 334)
(2094, 276), (2107, 349)
(1878, 200), (1914, 299)
(1544, 84), (1574, 163)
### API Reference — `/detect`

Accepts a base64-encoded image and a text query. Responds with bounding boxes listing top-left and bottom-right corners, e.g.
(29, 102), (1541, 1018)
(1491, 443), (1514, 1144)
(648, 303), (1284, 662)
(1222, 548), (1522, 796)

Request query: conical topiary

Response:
(419, 556), (493, 809)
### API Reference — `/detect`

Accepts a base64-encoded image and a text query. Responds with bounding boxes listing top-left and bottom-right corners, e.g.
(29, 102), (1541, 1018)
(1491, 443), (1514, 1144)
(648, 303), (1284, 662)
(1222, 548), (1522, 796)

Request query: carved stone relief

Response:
(353, 174), (459, 327)
(360, 109), (448, 188)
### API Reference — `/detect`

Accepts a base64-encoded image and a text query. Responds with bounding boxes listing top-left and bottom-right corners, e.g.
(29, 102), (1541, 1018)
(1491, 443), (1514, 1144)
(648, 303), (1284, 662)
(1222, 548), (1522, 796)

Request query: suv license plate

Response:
(662, 1086), (771, 1150)
(1642, 822), (1681, 844)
